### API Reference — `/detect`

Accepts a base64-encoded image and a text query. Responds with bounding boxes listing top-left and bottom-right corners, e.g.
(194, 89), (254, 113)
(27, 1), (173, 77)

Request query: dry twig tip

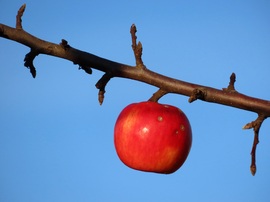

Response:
(16, 4), (26, 29)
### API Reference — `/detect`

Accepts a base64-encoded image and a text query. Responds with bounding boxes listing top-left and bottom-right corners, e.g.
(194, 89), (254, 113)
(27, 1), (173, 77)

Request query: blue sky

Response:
(1, 0), (270, 201)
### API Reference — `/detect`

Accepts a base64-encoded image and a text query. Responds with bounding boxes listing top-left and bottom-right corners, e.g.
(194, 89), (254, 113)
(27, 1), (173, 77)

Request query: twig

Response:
(95, 73), (113, 105)
(130, 24), (145, 69)
(16, 4), (26, 29)
(24, 49), (38, 78)
(243, 114), (267, 175)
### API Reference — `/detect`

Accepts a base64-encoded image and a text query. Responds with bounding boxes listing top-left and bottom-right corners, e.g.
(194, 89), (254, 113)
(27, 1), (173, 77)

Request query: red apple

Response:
(114, 101), (192, 174)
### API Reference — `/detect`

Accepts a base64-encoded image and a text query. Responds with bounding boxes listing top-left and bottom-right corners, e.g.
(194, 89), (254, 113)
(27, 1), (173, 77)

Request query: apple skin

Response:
(114, 101), (192, 174)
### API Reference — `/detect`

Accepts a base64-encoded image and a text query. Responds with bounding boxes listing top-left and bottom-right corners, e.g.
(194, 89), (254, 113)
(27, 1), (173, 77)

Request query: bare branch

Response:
(24, 49), (38, 78)
(130, 24), (145, 69)
(0, 18), (269, 116)
(243, 114), (267, 175)
(95, 73), (113, 105)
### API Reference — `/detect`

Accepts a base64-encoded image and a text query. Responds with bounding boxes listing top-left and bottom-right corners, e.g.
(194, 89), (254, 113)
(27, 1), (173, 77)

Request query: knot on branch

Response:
(24, 49), (39, 78)
(60, 39), (71, 50)
(73, 61), (92, 75)
(223, 73), (237, 93)
(130, 24), (146, 69)
(243, 114), (267, 176)
(78, 65), (92, 75)
(188, 88), (207, 103)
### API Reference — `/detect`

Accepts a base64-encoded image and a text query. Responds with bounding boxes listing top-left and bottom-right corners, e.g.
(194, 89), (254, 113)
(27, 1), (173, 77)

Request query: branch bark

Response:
(1, 4), (269, 175)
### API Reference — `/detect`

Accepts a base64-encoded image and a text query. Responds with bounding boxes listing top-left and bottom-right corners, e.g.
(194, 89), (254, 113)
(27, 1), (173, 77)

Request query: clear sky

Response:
(1, 0), (270, 201)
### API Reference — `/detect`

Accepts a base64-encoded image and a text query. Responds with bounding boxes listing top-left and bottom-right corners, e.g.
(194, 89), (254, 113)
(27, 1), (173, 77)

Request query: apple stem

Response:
(148, 89), (168, 102)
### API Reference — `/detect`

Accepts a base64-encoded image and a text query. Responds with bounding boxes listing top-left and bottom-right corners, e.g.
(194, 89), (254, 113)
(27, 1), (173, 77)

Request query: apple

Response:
(114, 101), (192, 174)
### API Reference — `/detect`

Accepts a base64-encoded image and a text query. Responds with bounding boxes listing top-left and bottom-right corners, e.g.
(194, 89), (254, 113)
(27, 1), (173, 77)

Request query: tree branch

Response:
(1, 21), (269, 115)
(1, 4), (269, 175)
